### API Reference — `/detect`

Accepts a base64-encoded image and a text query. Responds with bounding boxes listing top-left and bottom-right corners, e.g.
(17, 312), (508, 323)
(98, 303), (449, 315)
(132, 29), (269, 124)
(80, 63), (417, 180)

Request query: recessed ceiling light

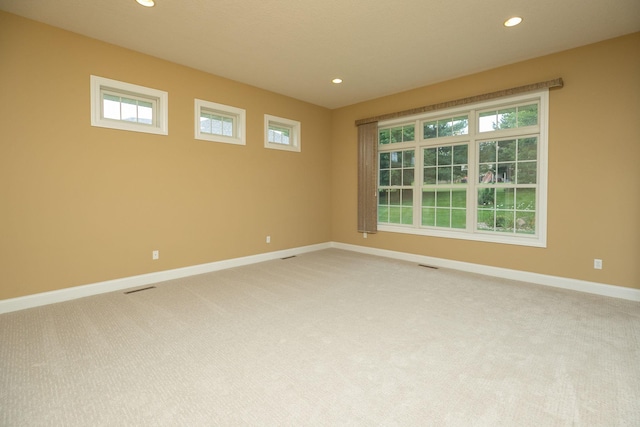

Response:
(332, 78), (343, 84)
(136, 0), (155, 7)
(504, 17), (522, 27)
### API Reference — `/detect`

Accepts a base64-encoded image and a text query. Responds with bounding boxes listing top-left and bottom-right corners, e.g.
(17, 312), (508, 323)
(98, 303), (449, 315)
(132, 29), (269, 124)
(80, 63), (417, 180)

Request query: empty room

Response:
(1, 0), (639, 425)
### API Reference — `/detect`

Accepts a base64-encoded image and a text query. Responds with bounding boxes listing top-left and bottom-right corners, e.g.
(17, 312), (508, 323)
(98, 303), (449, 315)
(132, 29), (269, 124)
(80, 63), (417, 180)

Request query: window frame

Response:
(264, 114), (301, 152)
(194, 99), (246, 145)
(377, 90), (548, 248)
(90, 75), (168, 135)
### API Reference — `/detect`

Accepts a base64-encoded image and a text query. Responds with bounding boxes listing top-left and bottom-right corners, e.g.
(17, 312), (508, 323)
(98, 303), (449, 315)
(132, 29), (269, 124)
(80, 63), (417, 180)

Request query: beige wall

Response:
(331, 32), (640, 289)
(1, 11), (638, 301)
(0, 12), (332, 300)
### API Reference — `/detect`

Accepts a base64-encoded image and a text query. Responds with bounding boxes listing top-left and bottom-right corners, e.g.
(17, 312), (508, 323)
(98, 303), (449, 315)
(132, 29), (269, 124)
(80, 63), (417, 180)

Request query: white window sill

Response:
(377, 224), (547, 248)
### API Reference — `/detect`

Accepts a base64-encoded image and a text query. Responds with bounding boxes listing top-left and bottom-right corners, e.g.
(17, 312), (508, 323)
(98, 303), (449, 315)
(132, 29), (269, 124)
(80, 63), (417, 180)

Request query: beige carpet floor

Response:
(1, 249), (639, 426)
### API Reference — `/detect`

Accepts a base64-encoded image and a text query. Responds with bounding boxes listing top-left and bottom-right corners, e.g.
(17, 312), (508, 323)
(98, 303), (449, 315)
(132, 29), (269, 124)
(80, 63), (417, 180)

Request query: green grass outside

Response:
(379, 186), (536, 233)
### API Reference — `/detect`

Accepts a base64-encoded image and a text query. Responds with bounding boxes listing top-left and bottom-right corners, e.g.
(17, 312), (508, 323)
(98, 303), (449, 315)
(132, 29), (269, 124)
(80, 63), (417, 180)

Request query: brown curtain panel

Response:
(357, 122), (378, 233)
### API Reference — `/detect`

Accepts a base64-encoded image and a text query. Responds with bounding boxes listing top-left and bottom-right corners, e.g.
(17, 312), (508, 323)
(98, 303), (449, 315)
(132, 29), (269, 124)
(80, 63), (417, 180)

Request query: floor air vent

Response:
(281, 256), (297, 260)
(418, 264), (439, 270)
(124, 286), (156, 294)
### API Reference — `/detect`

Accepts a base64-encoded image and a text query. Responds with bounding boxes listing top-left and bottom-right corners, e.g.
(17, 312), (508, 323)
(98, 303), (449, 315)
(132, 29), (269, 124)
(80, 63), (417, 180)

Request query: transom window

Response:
(268, 124), (291, 145)
(201, 112), (233, 137)
(90, 75), (168, 135)
(377, 91), (548, 247)
(195, 99), (246, 145)
(478, 104), (538, 132)
(379, 124), (415, 144)
(423, 116), (469, 139)
(264, 114), (301, 152)
(102, 92), (154, 125)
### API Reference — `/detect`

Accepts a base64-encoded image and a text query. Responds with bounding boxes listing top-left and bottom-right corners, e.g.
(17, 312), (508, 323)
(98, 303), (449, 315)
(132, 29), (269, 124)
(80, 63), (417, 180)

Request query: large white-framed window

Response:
(264, 114), (301, 152)
(377, 90), (548, 247)
(195, 99), (246, 145)
(90, 75), (168, 135)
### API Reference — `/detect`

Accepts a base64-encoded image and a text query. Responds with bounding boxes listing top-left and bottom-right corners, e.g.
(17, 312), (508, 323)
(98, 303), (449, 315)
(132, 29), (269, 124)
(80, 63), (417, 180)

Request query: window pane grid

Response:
(264, 114), (300, 152)
(379, 124), (415, 145)
(268, 124), (292, 145)
(479, 102), (538, 133)
(423, 115), (469, 139)
(421, 188), (466, 229)
(200, 110), (236, 137)
(421, 144), (468, 230)
(477, 187), (536, 234)
(423, 144), (468, 186)
(102, 92), (156, 125)
(379, 149), (415, 225)
(478, 137), (538, 185)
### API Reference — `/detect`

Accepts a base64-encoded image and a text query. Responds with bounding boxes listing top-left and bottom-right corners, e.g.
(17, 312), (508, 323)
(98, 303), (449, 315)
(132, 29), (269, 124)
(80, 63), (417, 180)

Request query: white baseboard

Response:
(0, 242), (331, 314)
(331, 242), (640, 302)
(2, 241), (638, 314)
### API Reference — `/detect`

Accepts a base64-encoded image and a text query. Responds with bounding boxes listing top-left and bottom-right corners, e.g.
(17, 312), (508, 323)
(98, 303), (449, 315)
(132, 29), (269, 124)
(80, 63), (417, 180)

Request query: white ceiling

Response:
(1, 0), (639, 109)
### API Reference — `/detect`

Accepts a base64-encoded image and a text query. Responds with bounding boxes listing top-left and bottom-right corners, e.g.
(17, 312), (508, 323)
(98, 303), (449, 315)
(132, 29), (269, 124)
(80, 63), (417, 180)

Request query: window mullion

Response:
(413, 123), (422, 227)
(118, 96), (124, 121)
(467, 109), (477, 233)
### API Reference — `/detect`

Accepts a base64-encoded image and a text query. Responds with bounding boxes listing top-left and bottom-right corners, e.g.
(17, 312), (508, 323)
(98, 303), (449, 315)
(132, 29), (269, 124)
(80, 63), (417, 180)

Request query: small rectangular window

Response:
(265, 114), (301, 152)
(268, 124), (291, 145)
(90, 75), (168, 135)
(195, 99), (246, 145)
(102, 92), (155, 124)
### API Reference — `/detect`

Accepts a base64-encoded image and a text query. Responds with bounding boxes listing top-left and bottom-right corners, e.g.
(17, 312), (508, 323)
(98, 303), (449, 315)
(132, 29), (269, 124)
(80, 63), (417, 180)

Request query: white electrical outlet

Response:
(152, 250), (159, 260)
(266, 236), (271, 244)
(363, 232), (367, 239)
(594, 259), (602, 270)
